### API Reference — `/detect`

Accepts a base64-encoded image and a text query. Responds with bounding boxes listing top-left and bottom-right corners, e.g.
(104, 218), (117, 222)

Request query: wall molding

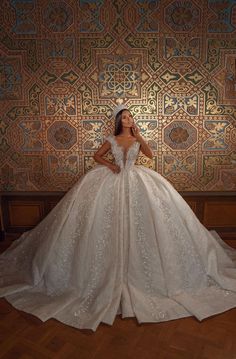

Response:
(1, 191), (236, 240)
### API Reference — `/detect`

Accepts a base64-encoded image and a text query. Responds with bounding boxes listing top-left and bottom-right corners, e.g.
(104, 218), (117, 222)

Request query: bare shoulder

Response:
(100, 140), (111, 150)
(94, 139), (111, 157)
(103, 140), (111, 148)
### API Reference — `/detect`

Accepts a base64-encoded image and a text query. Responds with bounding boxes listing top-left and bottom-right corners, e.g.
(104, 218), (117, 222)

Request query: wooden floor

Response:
(1, 239), (236, 359)
(1, 299), (236, 359)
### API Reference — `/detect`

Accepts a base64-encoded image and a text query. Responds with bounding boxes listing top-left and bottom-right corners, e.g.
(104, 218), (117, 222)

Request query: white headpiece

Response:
(113, 104), (129, 118)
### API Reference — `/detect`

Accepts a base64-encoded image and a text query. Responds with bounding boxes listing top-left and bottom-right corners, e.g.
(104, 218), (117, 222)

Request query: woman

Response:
(1, 104), (236, 332)
(94, 104), (153, 173)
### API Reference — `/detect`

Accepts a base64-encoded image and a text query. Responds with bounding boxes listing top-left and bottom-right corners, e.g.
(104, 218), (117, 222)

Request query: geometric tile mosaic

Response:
(0, 0), (236, 191)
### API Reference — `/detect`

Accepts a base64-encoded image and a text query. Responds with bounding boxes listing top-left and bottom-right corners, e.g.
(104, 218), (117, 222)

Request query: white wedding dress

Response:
(1, 134), (236, 332)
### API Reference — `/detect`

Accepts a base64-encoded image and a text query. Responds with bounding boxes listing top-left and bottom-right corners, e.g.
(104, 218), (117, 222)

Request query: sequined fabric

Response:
(1, 135), (236, 331)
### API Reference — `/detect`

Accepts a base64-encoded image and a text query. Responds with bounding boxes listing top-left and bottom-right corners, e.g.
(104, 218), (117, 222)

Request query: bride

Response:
(1, 104), (236, 332)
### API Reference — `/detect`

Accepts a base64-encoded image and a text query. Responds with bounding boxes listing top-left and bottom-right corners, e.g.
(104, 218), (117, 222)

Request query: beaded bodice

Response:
(106, 135), (140, 170)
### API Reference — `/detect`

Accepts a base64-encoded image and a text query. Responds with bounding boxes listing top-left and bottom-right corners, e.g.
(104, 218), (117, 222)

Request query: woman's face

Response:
(121, 110), (134, 128)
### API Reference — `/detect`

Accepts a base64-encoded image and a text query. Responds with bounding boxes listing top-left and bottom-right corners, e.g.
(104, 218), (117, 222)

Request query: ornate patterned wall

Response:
(0, 0), (236, 191)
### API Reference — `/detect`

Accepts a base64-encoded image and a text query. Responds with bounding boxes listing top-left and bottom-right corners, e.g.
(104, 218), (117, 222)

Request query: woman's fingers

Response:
(112, 165), (120, 173)
(132, 124), (139, 136)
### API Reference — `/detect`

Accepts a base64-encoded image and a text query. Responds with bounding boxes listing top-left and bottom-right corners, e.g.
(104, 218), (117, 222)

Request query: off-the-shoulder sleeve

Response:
(105, 135), (114, 145)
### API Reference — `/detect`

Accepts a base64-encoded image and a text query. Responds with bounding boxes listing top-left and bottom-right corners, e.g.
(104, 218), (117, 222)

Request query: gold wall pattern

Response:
(0, 0), (236, 191)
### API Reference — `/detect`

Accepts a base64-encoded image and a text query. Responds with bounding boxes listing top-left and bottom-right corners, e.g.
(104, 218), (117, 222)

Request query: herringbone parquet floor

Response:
(1, 239), (236, 359)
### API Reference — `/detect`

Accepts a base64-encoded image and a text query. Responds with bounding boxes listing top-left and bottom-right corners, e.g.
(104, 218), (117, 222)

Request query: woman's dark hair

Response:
(114, 110), (124, 136)
(115, 109), (135, 136)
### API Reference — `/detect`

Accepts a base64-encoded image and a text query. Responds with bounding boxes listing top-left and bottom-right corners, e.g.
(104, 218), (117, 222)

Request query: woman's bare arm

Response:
(137, 135), (154, 159)
(94, 141), (120, 173)
(94, 141), (111, 166)
(132, 124), (154, 159)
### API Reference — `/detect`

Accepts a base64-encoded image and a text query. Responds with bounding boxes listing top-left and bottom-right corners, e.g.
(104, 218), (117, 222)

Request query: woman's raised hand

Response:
(131, 124), (141, 139)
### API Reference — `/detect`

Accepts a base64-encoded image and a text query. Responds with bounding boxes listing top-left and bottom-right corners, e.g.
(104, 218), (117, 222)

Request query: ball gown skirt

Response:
(1, 135), (236, 332)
